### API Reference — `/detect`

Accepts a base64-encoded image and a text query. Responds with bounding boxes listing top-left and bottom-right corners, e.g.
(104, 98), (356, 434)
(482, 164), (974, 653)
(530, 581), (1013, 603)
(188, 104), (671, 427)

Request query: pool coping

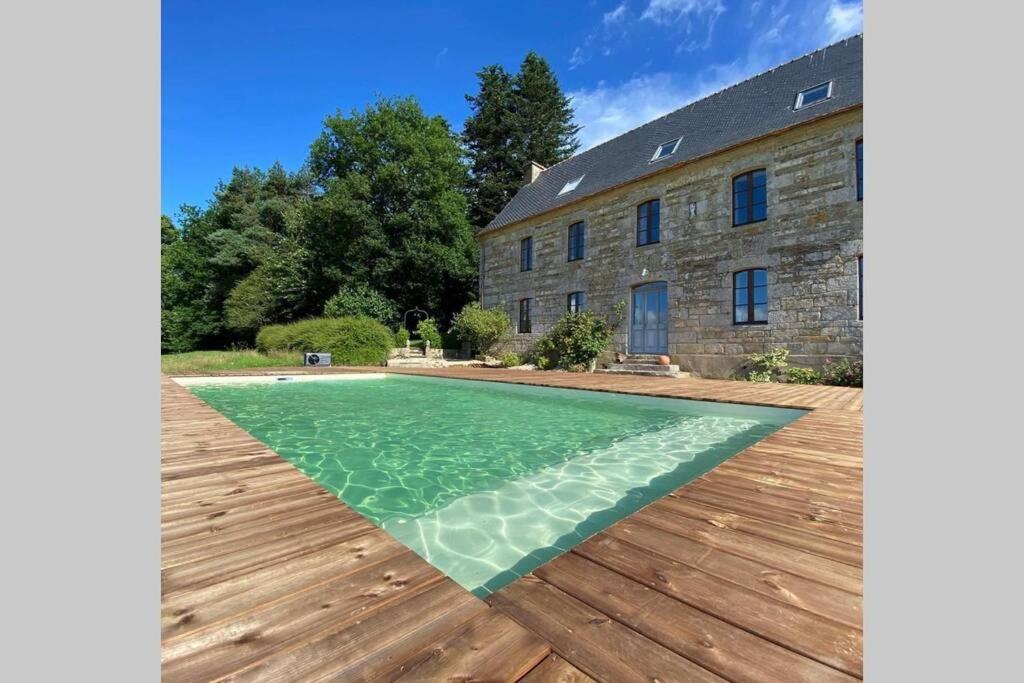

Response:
(161, 366), (862, 681)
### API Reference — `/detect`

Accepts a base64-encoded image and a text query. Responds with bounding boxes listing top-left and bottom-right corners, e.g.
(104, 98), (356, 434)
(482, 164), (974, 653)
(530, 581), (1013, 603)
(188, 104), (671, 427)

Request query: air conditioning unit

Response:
(303, 352), (331, 367)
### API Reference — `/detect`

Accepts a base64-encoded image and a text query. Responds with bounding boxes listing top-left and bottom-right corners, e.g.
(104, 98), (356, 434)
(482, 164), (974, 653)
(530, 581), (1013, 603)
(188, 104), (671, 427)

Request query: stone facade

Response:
(478, 109), (863, 378)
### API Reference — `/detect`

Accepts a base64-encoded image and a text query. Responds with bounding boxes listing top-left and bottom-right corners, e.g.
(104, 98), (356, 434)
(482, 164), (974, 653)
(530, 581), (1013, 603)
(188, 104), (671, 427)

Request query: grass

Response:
(161, 350), (302, 374)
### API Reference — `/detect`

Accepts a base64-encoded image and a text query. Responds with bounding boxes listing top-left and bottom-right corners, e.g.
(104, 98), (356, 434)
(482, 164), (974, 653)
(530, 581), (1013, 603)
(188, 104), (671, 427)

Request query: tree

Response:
(305, 96), (477, 324)
(462, 52), (581, 228)
(161, 215), (179, 245)
(463, 65), (521, 229)
(160, 164), (315, 351)
(513, 52), (581, 166)
(323, 284), (399, 325)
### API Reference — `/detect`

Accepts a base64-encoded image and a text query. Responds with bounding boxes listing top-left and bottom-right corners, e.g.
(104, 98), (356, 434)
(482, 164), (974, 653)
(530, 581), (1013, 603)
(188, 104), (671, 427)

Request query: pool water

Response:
(187, 374), (804, 596)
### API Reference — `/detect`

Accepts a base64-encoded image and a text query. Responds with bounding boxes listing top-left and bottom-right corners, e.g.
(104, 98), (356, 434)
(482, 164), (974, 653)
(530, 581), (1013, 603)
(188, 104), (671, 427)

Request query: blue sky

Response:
(162, 0), (862, 220)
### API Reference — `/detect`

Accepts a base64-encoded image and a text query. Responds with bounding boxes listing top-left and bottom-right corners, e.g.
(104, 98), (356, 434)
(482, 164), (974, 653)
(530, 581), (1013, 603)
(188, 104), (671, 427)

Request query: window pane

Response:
(735, 288), (747, 305)
(752, 184), (766, 204)
(633, 293), (643, 324)
(753, 285), (767, 305)
(753, 304), (768, 321)
(753, 268), (767, 286)
(734, 192), (748, 209)
(735, 305), (748, 323)
(752, 169), (767, 187)
(735, 271), (748, 288)
(734, 175), (748, 193)
(752, 202), (767, 221)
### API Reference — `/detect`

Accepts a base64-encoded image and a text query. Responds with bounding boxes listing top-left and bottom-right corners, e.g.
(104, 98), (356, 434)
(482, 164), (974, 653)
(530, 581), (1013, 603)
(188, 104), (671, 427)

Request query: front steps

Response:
(386, 348), (447, 369)
(597, 355), (690, 379)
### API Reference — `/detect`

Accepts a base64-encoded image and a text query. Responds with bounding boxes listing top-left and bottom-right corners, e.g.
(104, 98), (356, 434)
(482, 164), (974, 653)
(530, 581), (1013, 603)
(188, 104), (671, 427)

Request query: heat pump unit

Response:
(303, 352), (331, 367)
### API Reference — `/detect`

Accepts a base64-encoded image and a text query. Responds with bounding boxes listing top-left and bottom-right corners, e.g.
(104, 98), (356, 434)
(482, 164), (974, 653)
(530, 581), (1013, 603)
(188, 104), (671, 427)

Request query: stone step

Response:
(596, 368), (690, 378)
(607, 363), (680, 373)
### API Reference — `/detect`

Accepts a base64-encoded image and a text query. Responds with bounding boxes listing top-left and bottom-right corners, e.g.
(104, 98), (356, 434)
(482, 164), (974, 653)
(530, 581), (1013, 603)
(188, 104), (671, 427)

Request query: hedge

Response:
(256, 316), (393, 366)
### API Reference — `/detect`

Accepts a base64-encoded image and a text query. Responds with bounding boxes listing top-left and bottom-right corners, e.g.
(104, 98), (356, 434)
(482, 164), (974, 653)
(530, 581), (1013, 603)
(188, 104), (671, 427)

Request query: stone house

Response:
(476, 36), (863, 378)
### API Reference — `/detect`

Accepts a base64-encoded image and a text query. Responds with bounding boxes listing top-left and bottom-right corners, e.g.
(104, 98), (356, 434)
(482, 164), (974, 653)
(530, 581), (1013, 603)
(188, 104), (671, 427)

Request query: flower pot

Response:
(657, 355), (671, 366)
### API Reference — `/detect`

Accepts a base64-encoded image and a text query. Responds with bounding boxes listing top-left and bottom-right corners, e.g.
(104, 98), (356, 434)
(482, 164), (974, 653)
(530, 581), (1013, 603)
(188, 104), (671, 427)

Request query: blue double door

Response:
(630, 282), (669, 355)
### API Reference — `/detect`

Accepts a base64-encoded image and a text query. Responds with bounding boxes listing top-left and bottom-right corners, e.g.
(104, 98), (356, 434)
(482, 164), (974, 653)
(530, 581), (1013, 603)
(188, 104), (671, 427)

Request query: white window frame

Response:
(558, 175), (585, 196)
(650, 137), (682, 162)
(794, 81), (833, 110)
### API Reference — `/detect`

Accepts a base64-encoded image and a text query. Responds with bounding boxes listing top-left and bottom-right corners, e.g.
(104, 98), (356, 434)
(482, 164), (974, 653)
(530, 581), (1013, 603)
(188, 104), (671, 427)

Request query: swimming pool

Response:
(184, 374), (804, 596)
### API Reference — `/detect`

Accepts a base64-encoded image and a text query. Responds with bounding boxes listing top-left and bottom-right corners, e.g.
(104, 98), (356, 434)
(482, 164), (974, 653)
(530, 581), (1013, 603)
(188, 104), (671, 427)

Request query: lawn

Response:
(161, 350), (303, 374)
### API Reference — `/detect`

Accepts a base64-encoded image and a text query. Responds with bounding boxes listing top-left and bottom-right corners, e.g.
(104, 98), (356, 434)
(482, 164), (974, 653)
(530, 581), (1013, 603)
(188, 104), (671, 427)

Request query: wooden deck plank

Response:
(488, 575), (726, 682)
(536, 551), (858, 683)
(391, 610), (551, 681)
(519, 654), (597, 682)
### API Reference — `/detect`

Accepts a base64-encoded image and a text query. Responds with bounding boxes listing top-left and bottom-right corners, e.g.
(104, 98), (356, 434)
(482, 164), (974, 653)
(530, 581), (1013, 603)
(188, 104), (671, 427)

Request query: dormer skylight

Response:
(558, 175), (584, 196)
(651, 137), (682, 162)
(794, 81), (833, 110)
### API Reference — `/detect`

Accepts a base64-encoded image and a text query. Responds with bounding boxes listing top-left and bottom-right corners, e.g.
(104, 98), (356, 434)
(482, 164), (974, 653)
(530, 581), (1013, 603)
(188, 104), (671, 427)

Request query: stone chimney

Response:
(524, 161), (546, 184)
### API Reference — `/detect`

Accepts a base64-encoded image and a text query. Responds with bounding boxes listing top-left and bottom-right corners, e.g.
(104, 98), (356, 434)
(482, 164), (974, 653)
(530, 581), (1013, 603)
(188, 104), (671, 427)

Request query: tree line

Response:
(162, 52), (580, 353)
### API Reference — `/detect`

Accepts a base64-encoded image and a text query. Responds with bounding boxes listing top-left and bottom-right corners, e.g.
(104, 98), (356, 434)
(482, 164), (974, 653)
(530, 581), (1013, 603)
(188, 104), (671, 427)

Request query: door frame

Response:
(629, 281), (669, 355)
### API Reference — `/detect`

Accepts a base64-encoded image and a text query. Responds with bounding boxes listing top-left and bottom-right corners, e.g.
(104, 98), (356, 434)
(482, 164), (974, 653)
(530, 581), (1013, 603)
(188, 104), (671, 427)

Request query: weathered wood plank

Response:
(537, 552), (857, 682)
(489, 576), (726, 683)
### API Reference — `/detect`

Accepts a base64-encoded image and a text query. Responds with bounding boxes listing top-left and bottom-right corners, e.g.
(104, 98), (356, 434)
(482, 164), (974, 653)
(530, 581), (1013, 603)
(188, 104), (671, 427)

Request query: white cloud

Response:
(603, 2), (628, 25)
(570, 73), (720, 149)
(569, 47), (587, 70)
(640, 0), (725, 26)
(825, 1), (862, 41)
(640, 0), (725, 49)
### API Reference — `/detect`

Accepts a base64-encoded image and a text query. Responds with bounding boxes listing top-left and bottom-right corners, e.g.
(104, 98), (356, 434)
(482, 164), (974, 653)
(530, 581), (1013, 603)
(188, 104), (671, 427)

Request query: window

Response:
(558, 175), (584, 196)
(794, 81), (833, 109)
(734, 268), (768, 324)
(567, 291), (584, 313)
(733, 169), (767, 226)
(520, 236), (533, 272)
(858, 255), (863, 320)
(519, 298), (532, 333)
(856, 139), (863, 201)
(651, 137), (681, 162)
(637, 199), (660, 246)
(567, 221), (585, 261)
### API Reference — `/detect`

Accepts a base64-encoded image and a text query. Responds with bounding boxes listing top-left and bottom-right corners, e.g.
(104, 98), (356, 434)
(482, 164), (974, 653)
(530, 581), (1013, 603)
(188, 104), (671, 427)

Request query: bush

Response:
(499, 352), (522, 368)
(256, 316), (393, 366)
(416, 318), (443, 348)
(450, 302), (510, 356)
(745, 347), (790, 383)
(394, 327), (410, 347)
(534, 303), (625, 371)
(323, 284), (398, 325)
(821, 357), (863, 387)
(786, 367), (822, 385)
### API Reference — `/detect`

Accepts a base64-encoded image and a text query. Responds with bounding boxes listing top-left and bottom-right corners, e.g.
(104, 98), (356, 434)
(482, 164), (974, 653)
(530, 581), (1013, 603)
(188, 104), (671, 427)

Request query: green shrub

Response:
(499, 352), (522, 368)
(394, 327), (410, 347)
(450, 302), (510, 356)
(534, 303), (626, 371)
(745, 347), (790, 383)
(416, 318), (443, 348)
(786, 367), (822, 385)
(256, 316), (393, 366)
(821, 357), (863, 387)
(323, 284), (398, 325)
(255, 324), (291, 353)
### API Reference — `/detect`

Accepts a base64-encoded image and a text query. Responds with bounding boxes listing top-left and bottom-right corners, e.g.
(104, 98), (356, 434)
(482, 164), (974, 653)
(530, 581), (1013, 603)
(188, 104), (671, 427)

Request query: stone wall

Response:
(478, 109), (863, 379)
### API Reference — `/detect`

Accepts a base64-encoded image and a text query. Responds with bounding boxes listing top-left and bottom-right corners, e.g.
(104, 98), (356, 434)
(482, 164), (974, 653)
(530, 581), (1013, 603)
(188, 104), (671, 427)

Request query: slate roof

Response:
(482, 34), (863, 234)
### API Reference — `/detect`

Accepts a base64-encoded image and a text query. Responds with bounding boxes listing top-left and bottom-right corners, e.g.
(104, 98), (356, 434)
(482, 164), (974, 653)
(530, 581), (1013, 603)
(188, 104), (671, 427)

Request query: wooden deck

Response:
(162, 368), (862, 681)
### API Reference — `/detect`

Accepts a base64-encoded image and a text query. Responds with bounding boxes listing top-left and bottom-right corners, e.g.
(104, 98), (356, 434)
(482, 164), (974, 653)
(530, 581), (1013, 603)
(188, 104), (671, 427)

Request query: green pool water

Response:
(187, 374), (804, 596)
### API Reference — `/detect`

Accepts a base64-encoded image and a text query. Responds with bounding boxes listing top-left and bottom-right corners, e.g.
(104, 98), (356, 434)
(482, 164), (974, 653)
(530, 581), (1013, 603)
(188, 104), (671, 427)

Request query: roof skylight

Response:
(651, 137), (682, 162)
(794, 81), (833, 110)
(558, 175), (584, 196)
